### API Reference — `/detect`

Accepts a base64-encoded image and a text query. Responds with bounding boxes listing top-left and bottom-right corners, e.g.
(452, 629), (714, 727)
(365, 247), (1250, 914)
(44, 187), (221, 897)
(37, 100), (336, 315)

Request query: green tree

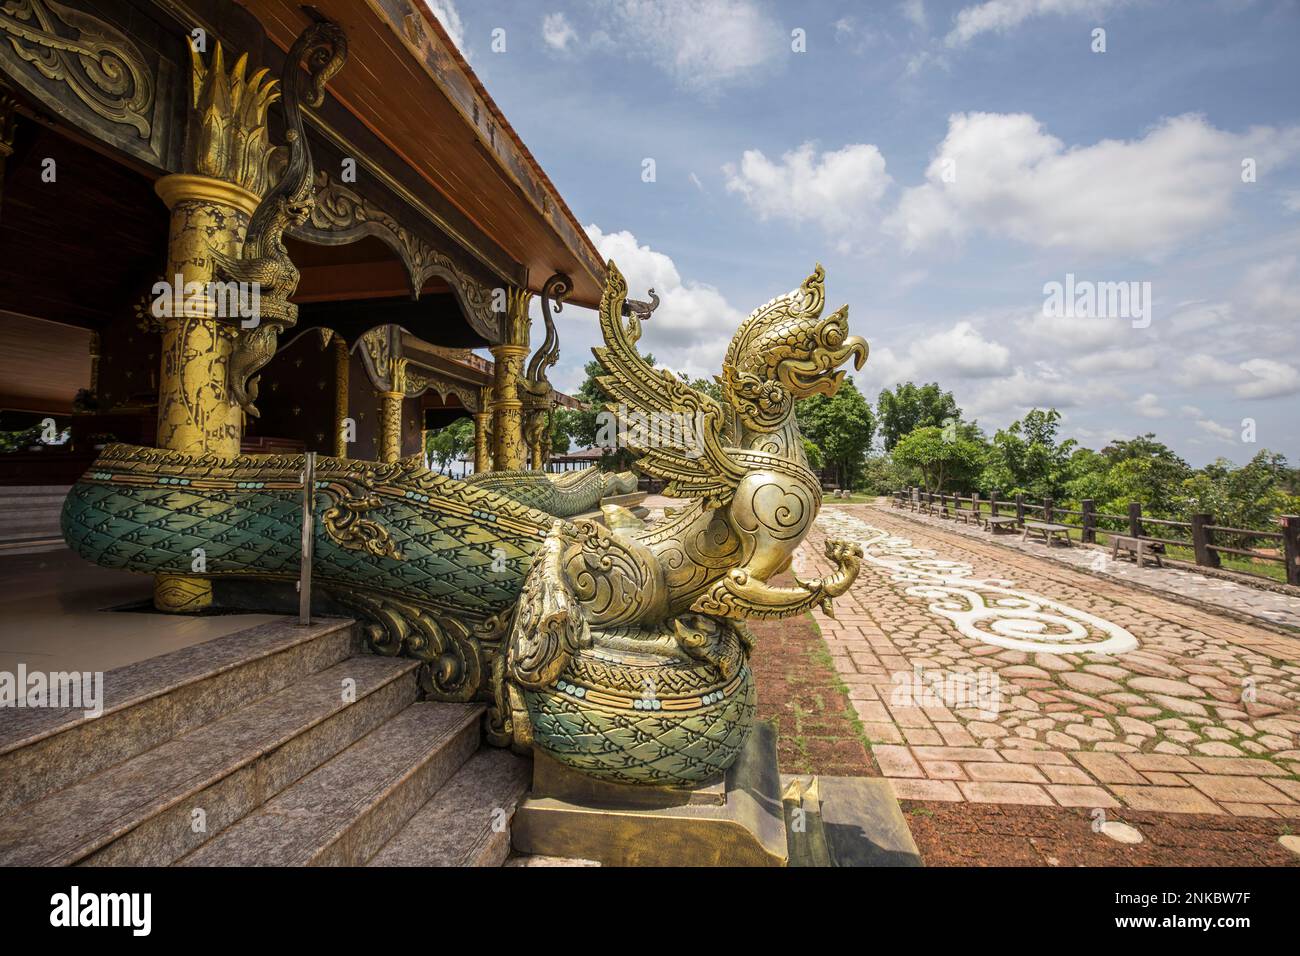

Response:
(796, 378), (876, 488)
(892, 426), (984, 493)
(858, 453), (915, 495)
(1179, 451), (1300, 529)
(424, 417), (474, 474)
(549, 407), (577, 456)
(980, 408), (1075, 498)
(566, 354), (721, 471)
(876, 382), (961, 451)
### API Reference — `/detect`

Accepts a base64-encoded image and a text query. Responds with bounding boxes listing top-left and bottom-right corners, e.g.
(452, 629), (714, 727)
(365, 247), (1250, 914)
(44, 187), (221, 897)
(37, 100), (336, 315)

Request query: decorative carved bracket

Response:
(211, 20), (348, 418)
(291, 169), (499, 341)
(522, 272), (568, 406)
(0, 0), (171, 166)
(358, 325), (481, 411)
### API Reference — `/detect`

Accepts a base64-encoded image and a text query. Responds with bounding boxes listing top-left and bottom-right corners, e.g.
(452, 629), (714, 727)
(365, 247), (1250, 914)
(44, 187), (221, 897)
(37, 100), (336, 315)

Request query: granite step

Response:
(0, 485), (71, 553)
(0, 616), (360, 814)
(367, 748), (530, 867)
(179, 701), (483, 866)
(0, 655), (420, 866)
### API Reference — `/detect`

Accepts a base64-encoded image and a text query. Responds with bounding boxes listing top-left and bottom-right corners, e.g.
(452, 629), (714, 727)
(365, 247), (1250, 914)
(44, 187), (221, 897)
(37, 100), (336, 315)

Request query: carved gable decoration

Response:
(292, 170), (498, 341)
(0, 0), (175, 168)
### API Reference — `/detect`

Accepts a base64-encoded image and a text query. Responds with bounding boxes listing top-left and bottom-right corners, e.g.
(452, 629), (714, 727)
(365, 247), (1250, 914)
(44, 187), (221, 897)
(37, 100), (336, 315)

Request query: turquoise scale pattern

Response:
(61, 457), (553, 622)
(524, 668), (757, 785)
(465, 467), (635, 517)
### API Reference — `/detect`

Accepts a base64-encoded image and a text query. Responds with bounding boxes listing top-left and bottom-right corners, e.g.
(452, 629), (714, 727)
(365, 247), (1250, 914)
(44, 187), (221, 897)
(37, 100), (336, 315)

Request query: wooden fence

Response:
(891, 487), (1300, 587)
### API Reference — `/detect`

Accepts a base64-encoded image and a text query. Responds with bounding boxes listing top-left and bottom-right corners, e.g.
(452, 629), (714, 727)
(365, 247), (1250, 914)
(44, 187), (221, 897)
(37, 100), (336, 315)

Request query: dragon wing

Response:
(592, 260), (748, 509)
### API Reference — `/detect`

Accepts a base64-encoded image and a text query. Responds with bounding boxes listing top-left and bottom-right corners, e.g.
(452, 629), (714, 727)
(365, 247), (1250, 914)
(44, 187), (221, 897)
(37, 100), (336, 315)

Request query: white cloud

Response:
(1194, 418), (1236, 442)
(1235, 358), (1300, 399)
(1174, 353), (1251, 387)
(1174, 353), (1300, 399)
(542, 12), (577, 51)
(723, 142), (893, 246)
(1283, 190), (1300, 214)
(963, 365), (1119, 419)
(1068, 347), (1157, 374)
(1017, 312), (1136, 352)
(424, 0), (467, 55)
(1242, 255), (1300, 317)
(1133, 392), (1167, 418)
(885, 112), (1300, 257)
(945, 0), (1128, 48)
(583, 224), (746, 381)
(901, 0), (928, 30)
(890, 321), (1011, 380)
(592, 0), (784, 94)
(1166, 300), (1233, 335)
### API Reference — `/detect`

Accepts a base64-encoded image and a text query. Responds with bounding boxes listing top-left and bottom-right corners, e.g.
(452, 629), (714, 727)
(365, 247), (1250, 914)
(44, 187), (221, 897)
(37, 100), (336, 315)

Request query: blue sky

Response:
(428, 0), (1300, 465)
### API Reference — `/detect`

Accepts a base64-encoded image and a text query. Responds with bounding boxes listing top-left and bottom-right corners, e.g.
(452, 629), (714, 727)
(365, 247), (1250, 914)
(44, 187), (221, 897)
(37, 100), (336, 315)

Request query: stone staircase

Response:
(0, 617), (529, 866)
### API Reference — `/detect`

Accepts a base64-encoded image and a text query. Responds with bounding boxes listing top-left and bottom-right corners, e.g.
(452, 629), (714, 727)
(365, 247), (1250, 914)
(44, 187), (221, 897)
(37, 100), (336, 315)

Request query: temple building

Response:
(0, 0), (887, 870)
(0, 0), (602, 555)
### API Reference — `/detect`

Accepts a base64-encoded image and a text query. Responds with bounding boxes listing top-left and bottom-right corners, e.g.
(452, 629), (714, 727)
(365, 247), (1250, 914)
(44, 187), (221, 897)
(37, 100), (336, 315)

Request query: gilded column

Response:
(377, 356), (406, 464)
(473, 386), (493, 473)
(490, 288), (531, 471)
(333, 334), (349, 458)
(152, 45), (281, 613)
(378, 390), (404, 463)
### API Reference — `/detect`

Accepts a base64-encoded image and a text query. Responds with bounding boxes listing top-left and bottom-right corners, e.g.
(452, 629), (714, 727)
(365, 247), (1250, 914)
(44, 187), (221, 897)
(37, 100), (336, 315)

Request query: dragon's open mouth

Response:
(778, 311), (869, 397)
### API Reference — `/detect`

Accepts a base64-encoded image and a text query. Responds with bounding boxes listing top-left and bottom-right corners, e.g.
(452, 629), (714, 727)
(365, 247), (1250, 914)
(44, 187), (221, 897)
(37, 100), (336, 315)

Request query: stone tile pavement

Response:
(795, 504), (1300, 818)
(882, 499), (1300, 631)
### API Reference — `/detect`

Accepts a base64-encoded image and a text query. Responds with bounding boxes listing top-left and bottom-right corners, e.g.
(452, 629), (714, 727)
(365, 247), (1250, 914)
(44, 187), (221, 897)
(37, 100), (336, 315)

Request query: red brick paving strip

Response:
(747, 585), (877, 778)
(902, 801), (1300, 866)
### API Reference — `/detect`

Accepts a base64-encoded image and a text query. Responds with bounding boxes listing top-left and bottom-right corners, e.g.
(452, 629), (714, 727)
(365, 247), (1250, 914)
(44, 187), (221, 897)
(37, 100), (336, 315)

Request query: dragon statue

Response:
(60, 260), (867, 787)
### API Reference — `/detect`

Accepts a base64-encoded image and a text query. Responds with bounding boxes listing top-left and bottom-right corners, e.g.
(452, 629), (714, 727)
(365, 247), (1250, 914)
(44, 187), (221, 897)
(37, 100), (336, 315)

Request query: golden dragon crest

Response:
(500, 260), (868, 783)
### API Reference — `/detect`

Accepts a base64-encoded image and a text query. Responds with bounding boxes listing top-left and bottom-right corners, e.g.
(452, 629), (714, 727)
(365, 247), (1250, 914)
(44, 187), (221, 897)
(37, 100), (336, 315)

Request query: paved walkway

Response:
(882, 501), (1300, 632)
(796, 504), (1300, 818)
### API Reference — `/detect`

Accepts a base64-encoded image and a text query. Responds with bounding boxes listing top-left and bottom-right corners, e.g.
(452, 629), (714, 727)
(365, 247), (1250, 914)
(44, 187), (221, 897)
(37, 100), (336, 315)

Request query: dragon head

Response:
(721, 265), (868, 432)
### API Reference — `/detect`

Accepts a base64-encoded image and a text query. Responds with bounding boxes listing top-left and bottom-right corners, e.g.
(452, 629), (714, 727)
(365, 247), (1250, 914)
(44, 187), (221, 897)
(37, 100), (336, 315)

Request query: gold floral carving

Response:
(322, 492), (403, 559)
(183, 42), (280, 195)
(0, 0), (154, 137)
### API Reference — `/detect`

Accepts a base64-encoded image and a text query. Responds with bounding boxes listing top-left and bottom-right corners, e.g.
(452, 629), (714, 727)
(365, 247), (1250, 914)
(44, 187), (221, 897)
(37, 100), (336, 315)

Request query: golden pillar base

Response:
(511, 721), (788, 866)
(153, 574), (214, 613)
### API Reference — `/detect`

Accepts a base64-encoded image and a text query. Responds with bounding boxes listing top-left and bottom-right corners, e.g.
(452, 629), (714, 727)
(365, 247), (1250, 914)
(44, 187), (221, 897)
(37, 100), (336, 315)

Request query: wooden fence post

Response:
(990, 491), (1000, 517)
(1043, 497), (1054, 523)
(1081, 499), (1096, 544)
(1281, 515), (1300, 586)
(1190, 513), (1220, 569)
(1015, 493), (1025, 525)
(972, 491), (980, 519)
(1128, 501), (1143, 539)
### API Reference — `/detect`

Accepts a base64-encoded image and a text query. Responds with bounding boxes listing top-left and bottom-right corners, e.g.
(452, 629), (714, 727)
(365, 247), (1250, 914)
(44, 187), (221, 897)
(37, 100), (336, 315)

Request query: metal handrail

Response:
(299, 452), (316, 625)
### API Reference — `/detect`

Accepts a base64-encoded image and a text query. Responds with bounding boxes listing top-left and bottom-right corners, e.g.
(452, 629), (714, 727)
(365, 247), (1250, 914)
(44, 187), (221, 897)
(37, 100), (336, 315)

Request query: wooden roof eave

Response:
(242, 0), (607, 309)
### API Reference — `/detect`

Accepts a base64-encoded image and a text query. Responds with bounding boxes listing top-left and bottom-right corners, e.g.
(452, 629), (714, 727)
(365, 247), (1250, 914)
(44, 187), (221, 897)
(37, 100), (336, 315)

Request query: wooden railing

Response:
(890, 487), (1300, 587)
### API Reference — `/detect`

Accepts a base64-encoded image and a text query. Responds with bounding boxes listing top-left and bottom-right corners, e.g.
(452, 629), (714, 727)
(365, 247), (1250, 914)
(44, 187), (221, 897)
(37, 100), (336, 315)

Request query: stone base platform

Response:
(511, 721), (920, 867)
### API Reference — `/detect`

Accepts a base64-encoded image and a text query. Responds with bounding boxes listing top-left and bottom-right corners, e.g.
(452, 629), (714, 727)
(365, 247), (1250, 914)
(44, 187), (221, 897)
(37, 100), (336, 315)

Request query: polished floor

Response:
(0, 548), (276, 674)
